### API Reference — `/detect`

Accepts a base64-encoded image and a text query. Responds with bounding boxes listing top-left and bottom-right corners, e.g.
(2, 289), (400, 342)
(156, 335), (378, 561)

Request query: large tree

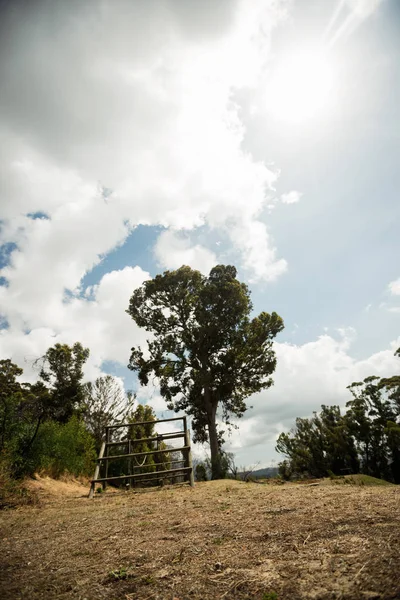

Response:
(126, 264), (284, 479)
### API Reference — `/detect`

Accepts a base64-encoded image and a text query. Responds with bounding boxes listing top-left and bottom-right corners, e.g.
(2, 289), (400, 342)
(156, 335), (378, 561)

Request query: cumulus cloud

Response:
(154, 230), (217, 274)
(388, 278), (400, 296)
(231, 220), (287, 283)
(382, 278), (400, 314)
(0, 266), (150, 381)
(280, 190), (303, 204)
(0, 0), (287, 279)
(0, 0), (293, 381)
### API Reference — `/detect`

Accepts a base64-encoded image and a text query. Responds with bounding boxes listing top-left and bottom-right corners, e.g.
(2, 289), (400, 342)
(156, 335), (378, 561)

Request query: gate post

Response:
(183, 417), (194, 487)
(103, 427), (110, 491)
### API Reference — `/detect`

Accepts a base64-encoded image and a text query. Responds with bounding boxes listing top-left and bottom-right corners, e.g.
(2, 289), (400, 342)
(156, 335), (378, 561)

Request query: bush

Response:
(32, 416), (96, 478)
(278, 460), (292, 481)
(0, 451), (38, 509)
(195, 463), (208, 482)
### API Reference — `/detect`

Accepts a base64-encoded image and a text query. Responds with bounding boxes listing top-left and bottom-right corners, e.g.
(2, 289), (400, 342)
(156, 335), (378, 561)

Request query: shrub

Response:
(0, 451), (38, 509)
(32, 416), (96, 478)
(195, 463), (208, 482)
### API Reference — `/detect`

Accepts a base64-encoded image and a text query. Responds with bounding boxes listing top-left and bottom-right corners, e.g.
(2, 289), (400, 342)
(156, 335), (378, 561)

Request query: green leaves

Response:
(38, 342), (90, 423)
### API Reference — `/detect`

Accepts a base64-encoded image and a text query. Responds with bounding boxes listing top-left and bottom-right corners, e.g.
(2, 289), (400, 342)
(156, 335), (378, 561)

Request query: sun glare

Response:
(267, 50), (335, 123)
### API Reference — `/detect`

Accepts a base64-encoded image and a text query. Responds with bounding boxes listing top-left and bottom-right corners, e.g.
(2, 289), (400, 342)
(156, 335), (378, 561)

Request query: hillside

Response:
(0, 478), (399, 599)
(249, 467), (279, 479)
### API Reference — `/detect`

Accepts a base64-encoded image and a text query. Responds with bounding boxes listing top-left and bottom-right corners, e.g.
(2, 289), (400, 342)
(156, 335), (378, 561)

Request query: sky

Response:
(0, 0), (399, 468)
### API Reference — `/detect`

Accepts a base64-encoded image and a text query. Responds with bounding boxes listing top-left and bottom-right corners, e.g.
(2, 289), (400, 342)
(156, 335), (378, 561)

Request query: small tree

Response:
(36, 342), (90, 423)
(127, 264), (283, 479)
(82, 375), (135, 451)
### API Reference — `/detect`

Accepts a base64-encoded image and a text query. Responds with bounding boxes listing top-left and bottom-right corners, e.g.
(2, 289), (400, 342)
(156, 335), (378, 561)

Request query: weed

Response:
(212, 537), (224, 545)
(262, 592), (278, 600)
(108, 567), (130, 581)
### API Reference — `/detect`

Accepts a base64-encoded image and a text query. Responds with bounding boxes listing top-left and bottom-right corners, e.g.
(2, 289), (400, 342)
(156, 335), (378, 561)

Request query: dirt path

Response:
(0, 479), (399, 599)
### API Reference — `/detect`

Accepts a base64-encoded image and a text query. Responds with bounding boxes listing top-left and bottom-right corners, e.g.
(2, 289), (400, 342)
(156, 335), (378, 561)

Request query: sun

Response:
(266, 50), (335, 123)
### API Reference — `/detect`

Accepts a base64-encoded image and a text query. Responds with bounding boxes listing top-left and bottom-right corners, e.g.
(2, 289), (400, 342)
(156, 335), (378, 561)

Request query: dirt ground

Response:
(0, 477), (399, 600)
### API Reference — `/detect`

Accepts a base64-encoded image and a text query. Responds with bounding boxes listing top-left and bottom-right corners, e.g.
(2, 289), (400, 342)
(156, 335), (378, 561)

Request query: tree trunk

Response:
(208, 405), (222, 480)
(203, 383), (222, 480)
(22, 415), (43, 456)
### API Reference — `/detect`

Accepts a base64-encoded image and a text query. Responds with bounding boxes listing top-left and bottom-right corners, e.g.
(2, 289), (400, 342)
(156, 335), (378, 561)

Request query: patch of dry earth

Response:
(0, 480), (399, 599)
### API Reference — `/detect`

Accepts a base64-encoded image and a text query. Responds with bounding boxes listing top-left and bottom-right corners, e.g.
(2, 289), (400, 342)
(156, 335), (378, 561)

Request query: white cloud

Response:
(280, 190), (303, 204)
(154, 230), (217, 274)
(0, 266), (150, 381)
(0, 0), (294, 374)
(0, 0), (292, 382)
(230, 220), (287, 283)
(0, 0), (287, 288)
(382, 278), (400, 314)
(388, 278), (400, 296)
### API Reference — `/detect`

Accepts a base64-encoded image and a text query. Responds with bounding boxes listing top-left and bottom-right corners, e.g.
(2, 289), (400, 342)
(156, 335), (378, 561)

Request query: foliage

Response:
(106, 404), (168, 484)
(341, 474), (392, 486)
(195, 462), (208, 481)
(277, 347), (400, 483)
(82, 375), (135, 451)
(37, 342), (90, 423)
(262, 592), (279, 600)
(0, 359), (24, 452)
(278, 459), (292, 481)
(127, 264), (283, 479)
(30, 416), (96, 478)
(276, 405), (359, 479)
(0, 360), (55, 476)
(0, 451), (38, 509)
(108, 567), (130, 581)
(0, 345), (97, 483)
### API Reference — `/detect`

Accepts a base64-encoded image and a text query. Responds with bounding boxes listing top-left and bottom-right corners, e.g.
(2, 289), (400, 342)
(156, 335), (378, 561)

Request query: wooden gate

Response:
(88, 416), (194, 498)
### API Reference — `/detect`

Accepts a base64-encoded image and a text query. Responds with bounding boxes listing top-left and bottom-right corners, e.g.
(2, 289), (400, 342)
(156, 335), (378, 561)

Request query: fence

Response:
(88, 416), (194, 498)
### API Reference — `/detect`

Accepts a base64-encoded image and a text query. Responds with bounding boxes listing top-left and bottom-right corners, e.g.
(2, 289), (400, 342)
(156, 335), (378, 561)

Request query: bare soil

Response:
(0, 478), (399, 599)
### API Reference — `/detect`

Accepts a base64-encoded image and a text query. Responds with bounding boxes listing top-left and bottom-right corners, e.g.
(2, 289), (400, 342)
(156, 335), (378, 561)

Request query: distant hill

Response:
(240, 467), (279, 479)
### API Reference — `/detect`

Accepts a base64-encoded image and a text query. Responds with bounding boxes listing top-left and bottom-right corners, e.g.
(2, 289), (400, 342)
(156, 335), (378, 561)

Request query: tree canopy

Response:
(37, 342), (90, 423)
(127, 264), (284, 479)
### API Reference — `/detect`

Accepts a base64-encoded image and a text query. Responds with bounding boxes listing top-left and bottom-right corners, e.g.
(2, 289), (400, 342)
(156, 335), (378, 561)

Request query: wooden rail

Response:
(106, 416), (185, 429)
(88, 416), (194, 497)
(105, 432), (185, 447)
(97, 446), (189, 462)
(92, 466), (192, 484)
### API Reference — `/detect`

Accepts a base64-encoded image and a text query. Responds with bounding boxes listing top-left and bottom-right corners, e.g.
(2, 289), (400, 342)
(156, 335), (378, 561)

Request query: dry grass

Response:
(0, 478), (399, 599)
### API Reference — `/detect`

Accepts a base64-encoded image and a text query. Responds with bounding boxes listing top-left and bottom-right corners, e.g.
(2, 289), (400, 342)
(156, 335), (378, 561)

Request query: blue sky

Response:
(0, 0), (399, 466)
